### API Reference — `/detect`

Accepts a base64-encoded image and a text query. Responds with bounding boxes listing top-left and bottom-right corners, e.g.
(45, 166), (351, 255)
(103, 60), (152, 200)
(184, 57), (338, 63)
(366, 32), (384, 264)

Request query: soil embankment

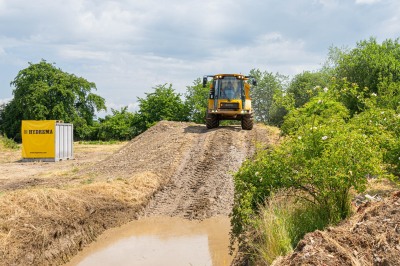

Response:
(0, 121), (277, 265)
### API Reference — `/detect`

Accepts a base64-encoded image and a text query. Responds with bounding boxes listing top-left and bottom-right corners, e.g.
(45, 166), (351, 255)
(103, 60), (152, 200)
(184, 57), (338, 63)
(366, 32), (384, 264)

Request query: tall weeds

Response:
(247, 192), (333, 265)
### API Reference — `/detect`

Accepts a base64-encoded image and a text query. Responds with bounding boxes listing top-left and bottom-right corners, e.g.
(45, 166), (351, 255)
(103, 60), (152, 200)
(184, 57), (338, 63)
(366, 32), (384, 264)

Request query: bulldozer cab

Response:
(215, 77), (243, 100)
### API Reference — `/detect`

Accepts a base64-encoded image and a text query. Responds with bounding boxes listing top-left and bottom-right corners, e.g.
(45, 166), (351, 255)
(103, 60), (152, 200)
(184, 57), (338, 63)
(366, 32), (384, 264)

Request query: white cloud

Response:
(207, 33), (323, 76)
(58, 46), (111, 61)
(1, 0), (400, 109)
(355, 0), (381, 4)
(0, 98), (11, 105)
(315, 0), (340, 8)
(379, 16), (400, 36)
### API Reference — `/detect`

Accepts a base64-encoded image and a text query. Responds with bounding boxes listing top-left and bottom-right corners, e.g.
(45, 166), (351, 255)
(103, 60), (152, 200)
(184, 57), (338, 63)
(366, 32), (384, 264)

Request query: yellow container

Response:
(21, 120), (74, 161)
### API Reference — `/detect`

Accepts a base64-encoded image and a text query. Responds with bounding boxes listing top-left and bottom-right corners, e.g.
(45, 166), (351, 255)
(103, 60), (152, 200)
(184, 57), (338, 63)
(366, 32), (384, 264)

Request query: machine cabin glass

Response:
(213, 77), (243, 100)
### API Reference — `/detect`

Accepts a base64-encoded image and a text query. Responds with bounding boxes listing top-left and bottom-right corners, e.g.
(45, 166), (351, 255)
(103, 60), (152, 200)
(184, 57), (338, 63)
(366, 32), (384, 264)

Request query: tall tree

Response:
(287, 71), (331, 108)
(135, 84), (187, 133)
(184, 78), (209, 124)
(249, 69), (288, 124)
(333, 37), (400, 112)
(0, 60), (106, 140)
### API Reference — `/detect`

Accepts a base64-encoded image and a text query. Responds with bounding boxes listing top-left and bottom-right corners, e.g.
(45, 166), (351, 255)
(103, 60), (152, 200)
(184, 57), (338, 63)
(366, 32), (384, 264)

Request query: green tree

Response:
(0, 100), (22, 141)
(249, 69), (288, 125)
(287, 71), (331, 108)
(184, 78), (209, 123)
(135, 84), (187, 133)
(97, 107), (137, 140)
(0, 60), (106, 140)
(333, 37), (400, 113)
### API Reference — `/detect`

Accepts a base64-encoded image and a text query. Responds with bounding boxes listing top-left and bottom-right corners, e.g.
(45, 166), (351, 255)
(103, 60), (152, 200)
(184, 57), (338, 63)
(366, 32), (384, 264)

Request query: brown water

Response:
(66, 216), (233, 266)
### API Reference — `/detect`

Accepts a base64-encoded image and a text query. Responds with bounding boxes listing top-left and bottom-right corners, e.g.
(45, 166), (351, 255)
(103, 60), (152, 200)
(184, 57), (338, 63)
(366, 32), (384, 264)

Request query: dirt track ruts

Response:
(0, 121), (278, 266)
(86, 122), (275, 220)
(142, 124), (256, 219)
(78, 121), (275, 220)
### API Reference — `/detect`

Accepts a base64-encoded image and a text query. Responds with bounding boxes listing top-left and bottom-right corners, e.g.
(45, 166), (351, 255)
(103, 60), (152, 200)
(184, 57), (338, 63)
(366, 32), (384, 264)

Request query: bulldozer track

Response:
(140, 123), (262, 220)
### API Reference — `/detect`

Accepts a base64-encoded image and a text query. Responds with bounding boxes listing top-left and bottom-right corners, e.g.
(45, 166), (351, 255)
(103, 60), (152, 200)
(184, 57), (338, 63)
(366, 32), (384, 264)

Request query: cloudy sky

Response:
(1, 0), (399, 115)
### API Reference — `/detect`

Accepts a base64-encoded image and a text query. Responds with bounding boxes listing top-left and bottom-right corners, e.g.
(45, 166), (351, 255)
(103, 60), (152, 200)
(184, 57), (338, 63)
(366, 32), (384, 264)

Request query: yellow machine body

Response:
(203, 74), (255, 130)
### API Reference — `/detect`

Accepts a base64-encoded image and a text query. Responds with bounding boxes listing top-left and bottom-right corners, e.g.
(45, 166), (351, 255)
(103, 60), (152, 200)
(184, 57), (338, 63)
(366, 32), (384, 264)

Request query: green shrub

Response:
(349, 108), (400, 177)
(0, 135), (19, 150)
(231, 87), (388, 254)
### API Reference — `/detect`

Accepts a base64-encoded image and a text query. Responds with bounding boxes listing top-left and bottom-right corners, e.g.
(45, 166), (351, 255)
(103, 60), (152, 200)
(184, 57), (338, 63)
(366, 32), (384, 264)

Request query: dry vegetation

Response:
(0, 172), (161, 265)
(0, 139), (159, 265)
(272, 191), (400, 266)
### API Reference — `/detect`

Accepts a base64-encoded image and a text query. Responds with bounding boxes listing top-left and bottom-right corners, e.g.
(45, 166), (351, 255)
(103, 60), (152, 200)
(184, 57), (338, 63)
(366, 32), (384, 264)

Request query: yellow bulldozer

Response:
(203, 74), (256, 130)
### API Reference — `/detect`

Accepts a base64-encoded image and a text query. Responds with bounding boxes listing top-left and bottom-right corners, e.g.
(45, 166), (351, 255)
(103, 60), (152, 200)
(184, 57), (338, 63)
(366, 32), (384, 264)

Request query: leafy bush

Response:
(136, 84), (188, 133)
(0, 135), (19, 150)
(184, 78), (209, 124)
(97, 107), (137, 141)
(231, 121), (384, 241)
(349, 108), (400, 177)
(231, 83), (391, 257)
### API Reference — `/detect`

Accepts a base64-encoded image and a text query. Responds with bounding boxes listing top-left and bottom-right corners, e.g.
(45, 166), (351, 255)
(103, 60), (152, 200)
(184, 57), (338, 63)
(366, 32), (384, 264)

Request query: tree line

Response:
(0, 60), (209, 142)
(1, 37), (399, 144)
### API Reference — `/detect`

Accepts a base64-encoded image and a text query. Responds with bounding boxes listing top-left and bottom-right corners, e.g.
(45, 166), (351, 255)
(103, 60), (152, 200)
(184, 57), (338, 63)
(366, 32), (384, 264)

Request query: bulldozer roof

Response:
(212, 74), (249, 79)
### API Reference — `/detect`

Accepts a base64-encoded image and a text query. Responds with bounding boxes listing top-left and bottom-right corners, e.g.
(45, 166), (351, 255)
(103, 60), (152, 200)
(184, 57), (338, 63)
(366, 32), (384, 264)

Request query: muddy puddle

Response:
(66, 216), (233, 266)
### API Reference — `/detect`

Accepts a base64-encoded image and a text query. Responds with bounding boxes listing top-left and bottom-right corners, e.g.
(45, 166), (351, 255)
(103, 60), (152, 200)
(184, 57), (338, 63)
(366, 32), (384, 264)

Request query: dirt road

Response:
(0, 121), (278, 265)
(141, 123), (270, 219)
(81, 121), (276, 220)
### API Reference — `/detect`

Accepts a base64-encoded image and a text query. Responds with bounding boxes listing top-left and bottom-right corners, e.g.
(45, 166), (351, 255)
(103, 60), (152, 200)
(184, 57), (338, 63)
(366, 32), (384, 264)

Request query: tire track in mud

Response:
(141, 126), (257, 220)
(0, 121), (277, 266)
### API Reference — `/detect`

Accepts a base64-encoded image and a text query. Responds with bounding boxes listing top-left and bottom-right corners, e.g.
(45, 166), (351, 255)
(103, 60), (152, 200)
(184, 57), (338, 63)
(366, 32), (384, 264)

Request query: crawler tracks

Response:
(140, 122), (272, 219)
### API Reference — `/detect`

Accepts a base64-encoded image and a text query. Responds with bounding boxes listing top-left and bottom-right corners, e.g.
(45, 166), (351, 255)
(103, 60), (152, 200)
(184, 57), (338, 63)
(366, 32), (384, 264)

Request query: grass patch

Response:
(78, 140), (123, 145)
(80, 177), (95, 185)
(0, 135), (19, 150)
(71, 167), (80, 174)
(247, 191), (333, 265)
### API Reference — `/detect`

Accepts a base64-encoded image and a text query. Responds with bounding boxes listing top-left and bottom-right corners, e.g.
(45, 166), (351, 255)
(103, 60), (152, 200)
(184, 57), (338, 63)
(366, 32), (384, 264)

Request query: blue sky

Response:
(1, 0), (399, 115)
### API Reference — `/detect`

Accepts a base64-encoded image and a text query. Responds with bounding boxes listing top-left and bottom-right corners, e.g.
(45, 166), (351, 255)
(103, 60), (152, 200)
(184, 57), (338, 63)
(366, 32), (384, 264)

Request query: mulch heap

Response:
(273, 191), (400, 266)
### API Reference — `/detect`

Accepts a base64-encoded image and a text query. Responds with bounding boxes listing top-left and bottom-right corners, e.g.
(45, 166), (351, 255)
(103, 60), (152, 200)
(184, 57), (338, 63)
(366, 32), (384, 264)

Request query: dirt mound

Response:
(80, 121), (276, 220)
(142, 124), (254, 219)
(77, 121), (197, 182)
(0, 121), (278, 265)
(273, 192), (400, 266)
